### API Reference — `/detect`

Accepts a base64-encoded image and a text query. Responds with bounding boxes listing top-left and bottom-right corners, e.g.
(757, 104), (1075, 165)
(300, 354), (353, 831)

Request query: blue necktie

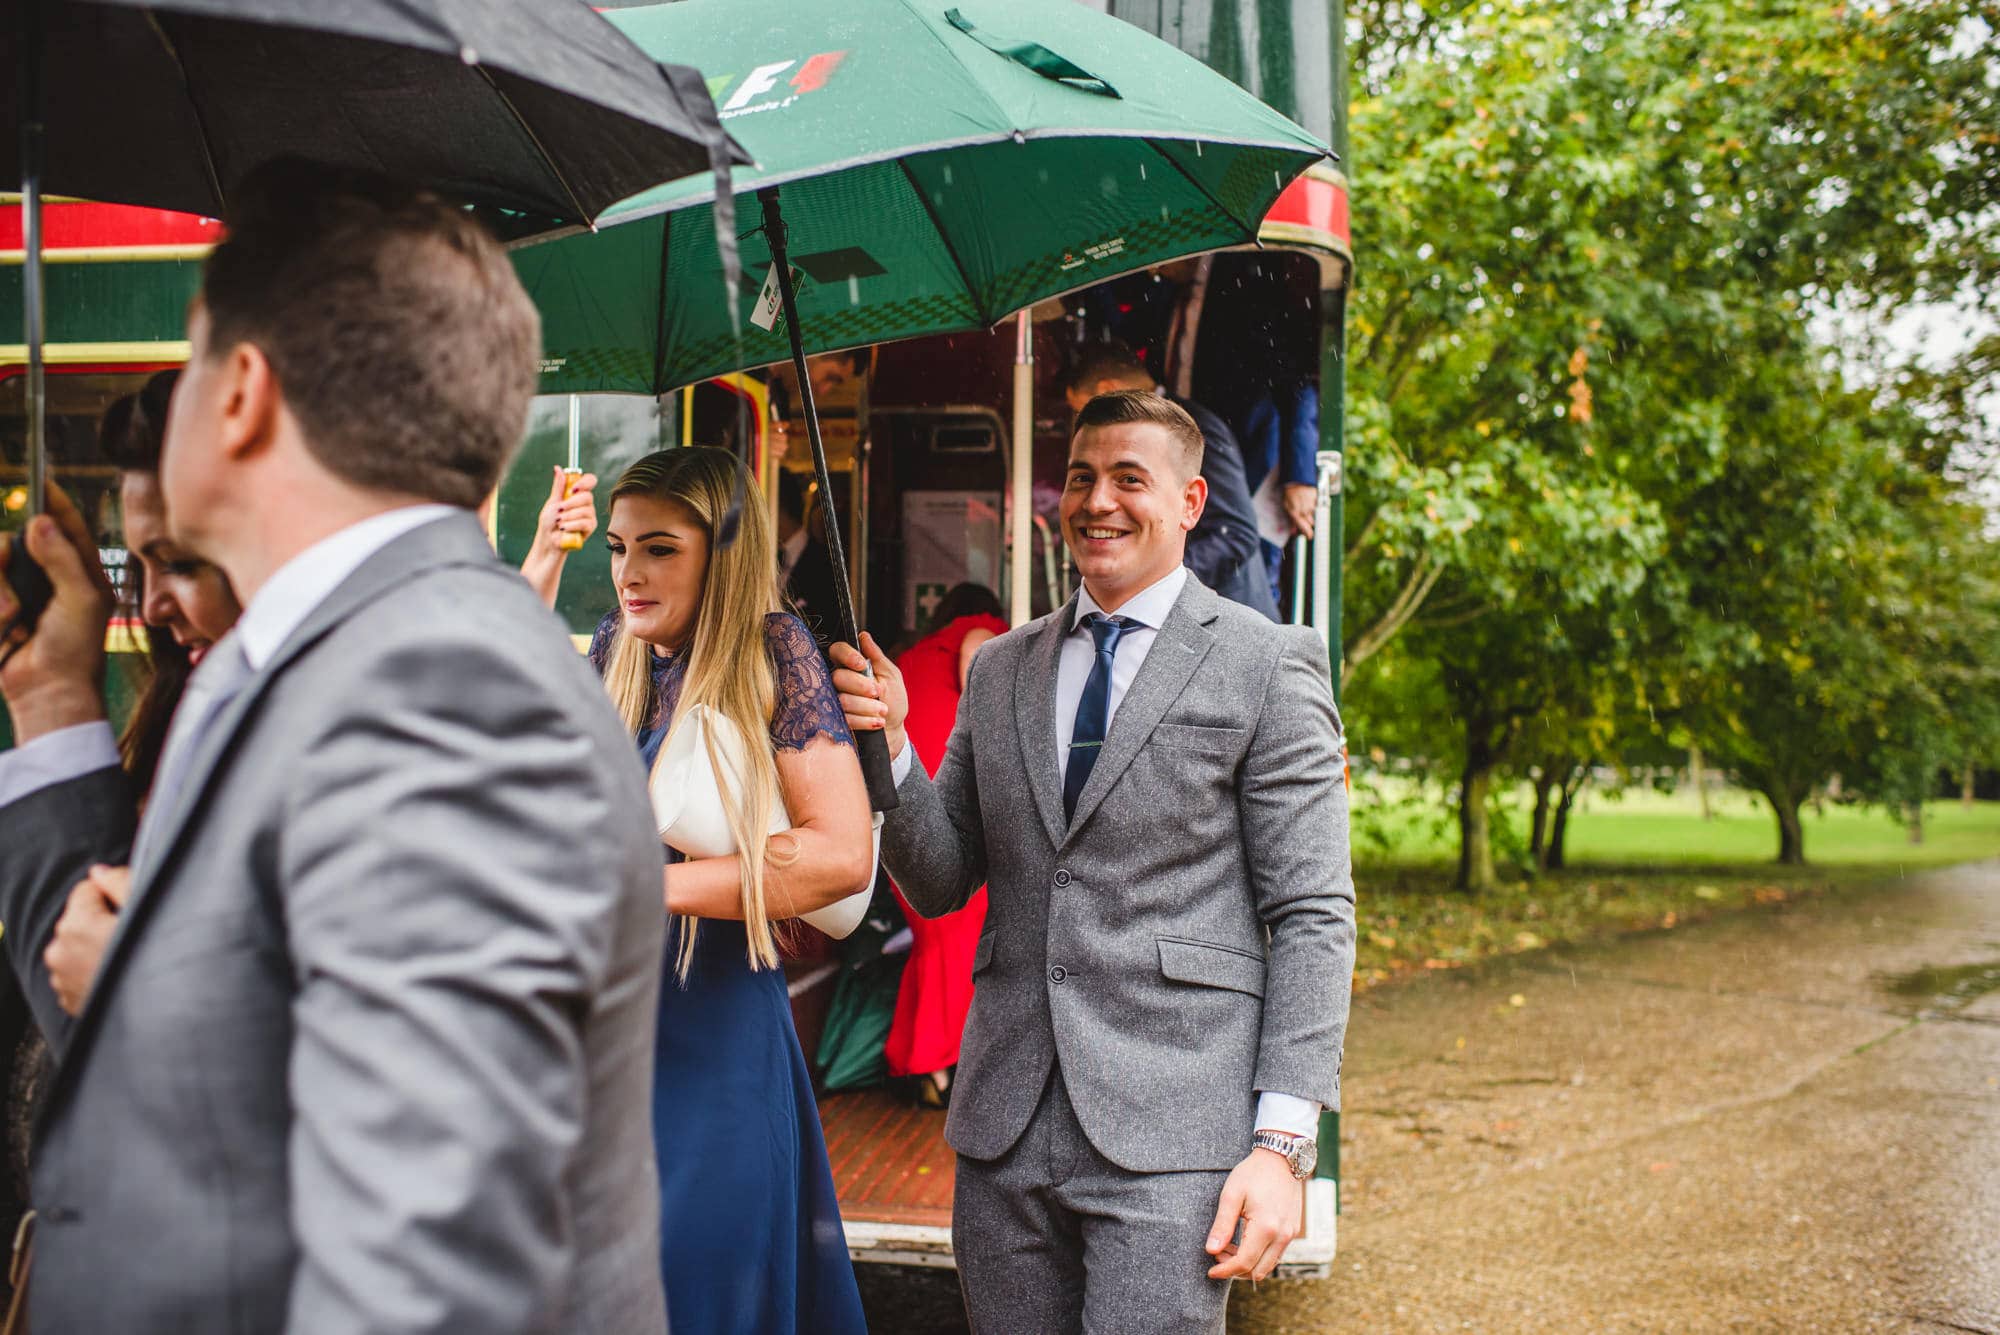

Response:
(1064, 613), (1133, 822)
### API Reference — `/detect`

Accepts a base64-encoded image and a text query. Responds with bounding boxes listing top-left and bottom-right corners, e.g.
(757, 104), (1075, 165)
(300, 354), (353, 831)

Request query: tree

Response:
(1339, 0), (2000, 680)
(1338, 0), (2000, 874)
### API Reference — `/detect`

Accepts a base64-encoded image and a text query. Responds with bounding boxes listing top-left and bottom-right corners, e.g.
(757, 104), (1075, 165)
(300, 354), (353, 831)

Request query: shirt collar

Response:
(1073, 565), (1188, 633)
(235, 504), (459, 669)
(779, 525), (809, 573)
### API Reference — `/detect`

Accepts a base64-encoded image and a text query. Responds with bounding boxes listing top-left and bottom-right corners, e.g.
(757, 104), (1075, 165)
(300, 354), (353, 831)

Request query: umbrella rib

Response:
(475, 67), (593, 227)
(650, 214), (673, 395)
(897, 160), (990, 328)
(1146, 138), (1263, 248)
(143, 14), (228, 212)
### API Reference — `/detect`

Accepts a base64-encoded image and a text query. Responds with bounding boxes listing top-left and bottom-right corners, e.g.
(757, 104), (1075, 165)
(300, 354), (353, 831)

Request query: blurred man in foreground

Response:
(0, 162), (667, 1333)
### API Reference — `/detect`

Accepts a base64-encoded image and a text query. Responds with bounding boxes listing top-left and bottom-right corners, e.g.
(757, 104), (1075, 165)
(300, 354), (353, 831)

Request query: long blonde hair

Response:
(602, 447), (795, 977)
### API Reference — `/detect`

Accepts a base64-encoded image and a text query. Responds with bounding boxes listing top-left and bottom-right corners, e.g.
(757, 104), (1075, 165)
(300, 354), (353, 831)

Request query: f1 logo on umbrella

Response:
(714, 52), (848, 117)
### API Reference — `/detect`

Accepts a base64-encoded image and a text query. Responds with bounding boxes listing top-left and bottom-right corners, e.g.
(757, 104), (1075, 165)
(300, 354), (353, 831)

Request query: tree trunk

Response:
(1456, 761), (1498, 893)
(1905, 801), (1925, 845)
(1761, 785), (1806, 865)
(1690, 744), (1712, 821)
(1548, 771), (1581, 871)
(1966, 760), (1978, 810)
(1528, 765), (1558, 869)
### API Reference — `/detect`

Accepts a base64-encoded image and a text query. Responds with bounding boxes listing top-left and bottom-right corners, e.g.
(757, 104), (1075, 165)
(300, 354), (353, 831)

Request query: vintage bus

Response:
(1, 0), (1353, 1281)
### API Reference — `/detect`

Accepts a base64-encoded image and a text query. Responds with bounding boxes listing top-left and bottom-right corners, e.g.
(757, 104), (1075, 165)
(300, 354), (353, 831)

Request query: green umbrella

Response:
(513, 0), (1331, 808)
(514, 0), (1331, 395)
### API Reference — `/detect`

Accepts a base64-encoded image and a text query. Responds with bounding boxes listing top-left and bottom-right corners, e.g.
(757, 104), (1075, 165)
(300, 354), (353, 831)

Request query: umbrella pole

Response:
(2, 0), (55, 647)
(1009, 311), (1033, 626)
(20, 0), (45, 518)
(757, 187), (899, 812)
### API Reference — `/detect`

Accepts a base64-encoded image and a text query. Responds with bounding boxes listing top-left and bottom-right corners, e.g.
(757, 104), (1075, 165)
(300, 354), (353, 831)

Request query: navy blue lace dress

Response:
(589, 610), (867, 1335)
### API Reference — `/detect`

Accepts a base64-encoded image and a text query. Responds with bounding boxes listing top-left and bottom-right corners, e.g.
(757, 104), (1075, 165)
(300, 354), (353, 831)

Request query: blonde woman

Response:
(590, 447), (871, 1335)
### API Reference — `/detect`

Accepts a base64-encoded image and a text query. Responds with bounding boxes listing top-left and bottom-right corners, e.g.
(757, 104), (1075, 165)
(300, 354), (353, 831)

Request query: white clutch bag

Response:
(648, 703), (880, 939)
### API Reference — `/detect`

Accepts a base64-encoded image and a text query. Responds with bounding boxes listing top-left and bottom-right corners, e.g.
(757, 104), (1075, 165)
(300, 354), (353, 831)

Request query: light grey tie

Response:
(133, 632), (254, 868)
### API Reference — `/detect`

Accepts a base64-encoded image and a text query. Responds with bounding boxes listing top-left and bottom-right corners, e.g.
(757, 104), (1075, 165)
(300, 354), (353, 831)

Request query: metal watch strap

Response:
(1253, 1129), (1316, 1180)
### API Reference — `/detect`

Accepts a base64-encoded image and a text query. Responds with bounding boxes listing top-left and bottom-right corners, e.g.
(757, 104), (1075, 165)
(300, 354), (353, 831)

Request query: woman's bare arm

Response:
(663, 732), (873, 919)
(956, 627), (997, 691)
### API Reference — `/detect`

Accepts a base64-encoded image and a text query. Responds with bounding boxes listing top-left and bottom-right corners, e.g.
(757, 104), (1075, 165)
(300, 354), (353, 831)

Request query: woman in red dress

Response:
(883, 584), (1008, 1106)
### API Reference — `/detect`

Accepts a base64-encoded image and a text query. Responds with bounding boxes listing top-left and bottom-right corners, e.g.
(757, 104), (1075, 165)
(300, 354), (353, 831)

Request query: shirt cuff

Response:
(890, 737), (915, 787)
(1254, 1091), (1321, 1139)
(0, 720), (120, 809)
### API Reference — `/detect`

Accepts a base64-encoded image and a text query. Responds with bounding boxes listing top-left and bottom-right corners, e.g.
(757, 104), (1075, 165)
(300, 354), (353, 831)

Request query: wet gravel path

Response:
(860, 861), (2000, 1332)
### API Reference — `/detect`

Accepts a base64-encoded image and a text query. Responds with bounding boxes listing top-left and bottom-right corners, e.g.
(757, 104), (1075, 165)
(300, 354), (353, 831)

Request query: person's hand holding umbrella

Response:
(0, 482), (115, 741)
(828, 633), (908, 759)
(517, 464), (600, 607)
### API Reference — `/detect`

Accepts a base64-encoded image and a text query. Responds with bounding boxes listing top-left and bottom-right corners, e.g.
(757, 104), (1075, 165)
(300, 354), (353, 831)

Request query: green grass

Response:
(1345, 783), (2000, 990)
(1351, 779), (2000, 871)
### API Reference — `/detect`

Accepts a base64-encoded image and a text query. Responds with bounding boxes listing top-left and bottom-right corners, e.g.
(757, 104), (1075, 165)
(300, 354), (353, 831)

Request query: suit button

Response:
(1049, 965), (1068, 983)
(1054, 869), (1072, 887)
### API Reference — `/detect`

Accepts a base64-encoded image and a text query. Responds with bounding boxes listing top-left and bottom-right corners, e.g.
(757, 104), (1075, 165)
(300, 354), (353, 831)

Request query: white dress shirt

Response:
(892, 565), (1320, 1141)
(0, 504), (458, 811)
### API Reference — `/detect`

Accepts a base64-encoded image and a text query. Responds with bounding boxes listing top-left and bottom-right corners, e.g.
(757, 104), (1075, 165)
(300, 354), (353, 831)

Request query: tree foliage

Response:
(1340, 0), (2000, 876)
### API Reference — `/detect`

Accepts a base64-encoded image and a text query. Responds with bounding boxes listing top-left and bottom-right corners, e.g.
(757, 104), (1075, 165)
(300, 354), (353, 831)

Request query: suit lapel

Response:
(58, 514), (499, 1075)
(1016, 597), (1075, 850)
(1062, 577), (1221, 842)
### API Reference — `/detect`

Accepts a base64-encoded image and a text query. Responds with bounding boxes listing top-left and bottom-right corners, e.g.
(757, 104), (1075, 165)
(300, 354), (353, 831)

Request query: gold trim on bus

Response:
(0, 244), (214, 264)
(0, 340), (191, 367)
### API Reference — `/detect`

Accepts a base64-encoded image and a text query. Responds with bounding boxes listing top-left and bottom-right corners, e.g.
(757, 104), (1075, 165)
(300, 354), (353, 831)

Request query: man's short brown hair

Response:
(199, 159), (541, 509)
(1072, 389), (1205, 481)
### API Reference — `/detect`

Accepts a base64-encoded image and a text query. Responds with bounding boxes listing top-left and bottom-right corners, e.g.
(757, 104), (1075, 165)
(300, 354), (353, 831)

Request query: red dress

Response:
(882, 612), (1008, 1078)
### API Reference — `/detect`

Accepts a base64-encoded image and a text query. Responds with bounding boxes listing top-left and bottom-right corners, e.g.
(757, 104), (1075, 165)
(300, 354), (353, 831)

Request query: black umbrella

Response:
(0, 0), (746, 646)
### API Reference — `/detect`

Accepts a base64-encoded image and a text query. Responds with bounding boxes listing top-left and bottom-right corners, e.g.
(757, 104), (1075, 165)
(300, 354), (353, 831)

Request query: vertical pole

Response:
(1010, 311), (1034, 626)
(1312, 278), (1349, 1204)
(1, 0), (58, 649)
(1320, 288), (1347, 698)
(22, 0), (47, 517)
(556, 395), (584, 552)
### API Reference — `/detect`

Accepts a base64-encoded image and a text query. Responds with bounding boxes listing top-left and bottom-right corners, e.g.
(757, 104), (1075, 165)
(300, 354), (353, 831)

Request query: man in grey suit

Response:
(832, 390), (1355, 1333)
(0, 163), (668, 1332)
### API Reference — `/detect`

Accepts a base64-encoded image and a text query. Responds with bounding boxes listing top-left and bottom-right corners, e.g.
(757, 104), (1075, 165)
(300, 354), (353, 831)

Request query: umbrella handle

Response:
(0, 550), (54, 650)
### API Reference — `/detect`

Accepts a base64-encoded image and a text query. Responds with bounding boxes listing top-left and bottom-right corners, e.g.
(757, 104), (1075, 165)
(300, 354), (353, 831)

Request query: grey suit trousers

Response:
(954, 1068), (1231, 1335)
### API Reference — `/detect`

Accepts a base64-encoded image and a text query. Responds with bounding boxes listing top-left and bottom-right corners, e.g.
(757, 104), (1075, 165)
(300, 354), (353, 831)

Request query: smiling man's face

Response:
(1060, 420), (1204, 612)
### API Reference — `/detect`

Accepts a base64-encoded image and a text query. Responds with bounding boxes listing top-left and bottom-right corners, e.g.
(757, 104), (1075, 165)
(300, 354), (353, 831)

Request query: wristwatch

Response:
(1252, 1129), (1318, 1180)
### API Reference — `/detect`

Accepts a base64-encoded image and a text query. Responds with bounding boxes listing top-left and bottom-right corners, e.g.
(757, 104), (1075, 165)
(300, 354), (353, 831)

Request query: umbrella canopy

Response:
(2, 0), (748, 233)
(516, 0), (1331, 394)
(2, 0), (745, 648)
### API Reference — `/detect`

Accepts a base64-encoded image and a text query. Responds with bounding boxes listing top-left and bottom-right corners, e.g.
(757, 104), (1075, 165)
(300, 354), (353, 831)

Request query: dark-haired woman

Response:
(882, 583), (1007, 1106)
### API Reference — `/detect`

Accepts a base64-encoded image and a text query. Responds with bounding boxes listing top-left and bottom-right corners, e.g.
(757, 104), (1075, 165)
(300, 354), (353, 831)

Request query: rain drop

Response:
(460, 45), (479, 65)
(848, 275), (860, 305)
(943, 165), (954, 186)
(1138, 163), (1148, 181)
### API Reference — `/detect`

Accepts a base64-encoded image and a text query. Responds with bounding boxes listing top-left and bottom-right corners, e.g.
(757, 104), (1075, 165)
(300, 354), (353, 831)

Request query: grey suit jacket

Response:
(881, 575), (1354, 1173)
(0, 514), (668, 1334)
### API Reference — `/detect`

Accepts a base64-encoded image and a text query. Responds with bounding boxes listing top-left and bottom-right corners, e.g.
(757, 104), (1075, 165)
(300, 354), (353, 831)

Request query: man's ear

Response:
(218, 342), (283, 463)
(1182, 475), (1208, 532)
